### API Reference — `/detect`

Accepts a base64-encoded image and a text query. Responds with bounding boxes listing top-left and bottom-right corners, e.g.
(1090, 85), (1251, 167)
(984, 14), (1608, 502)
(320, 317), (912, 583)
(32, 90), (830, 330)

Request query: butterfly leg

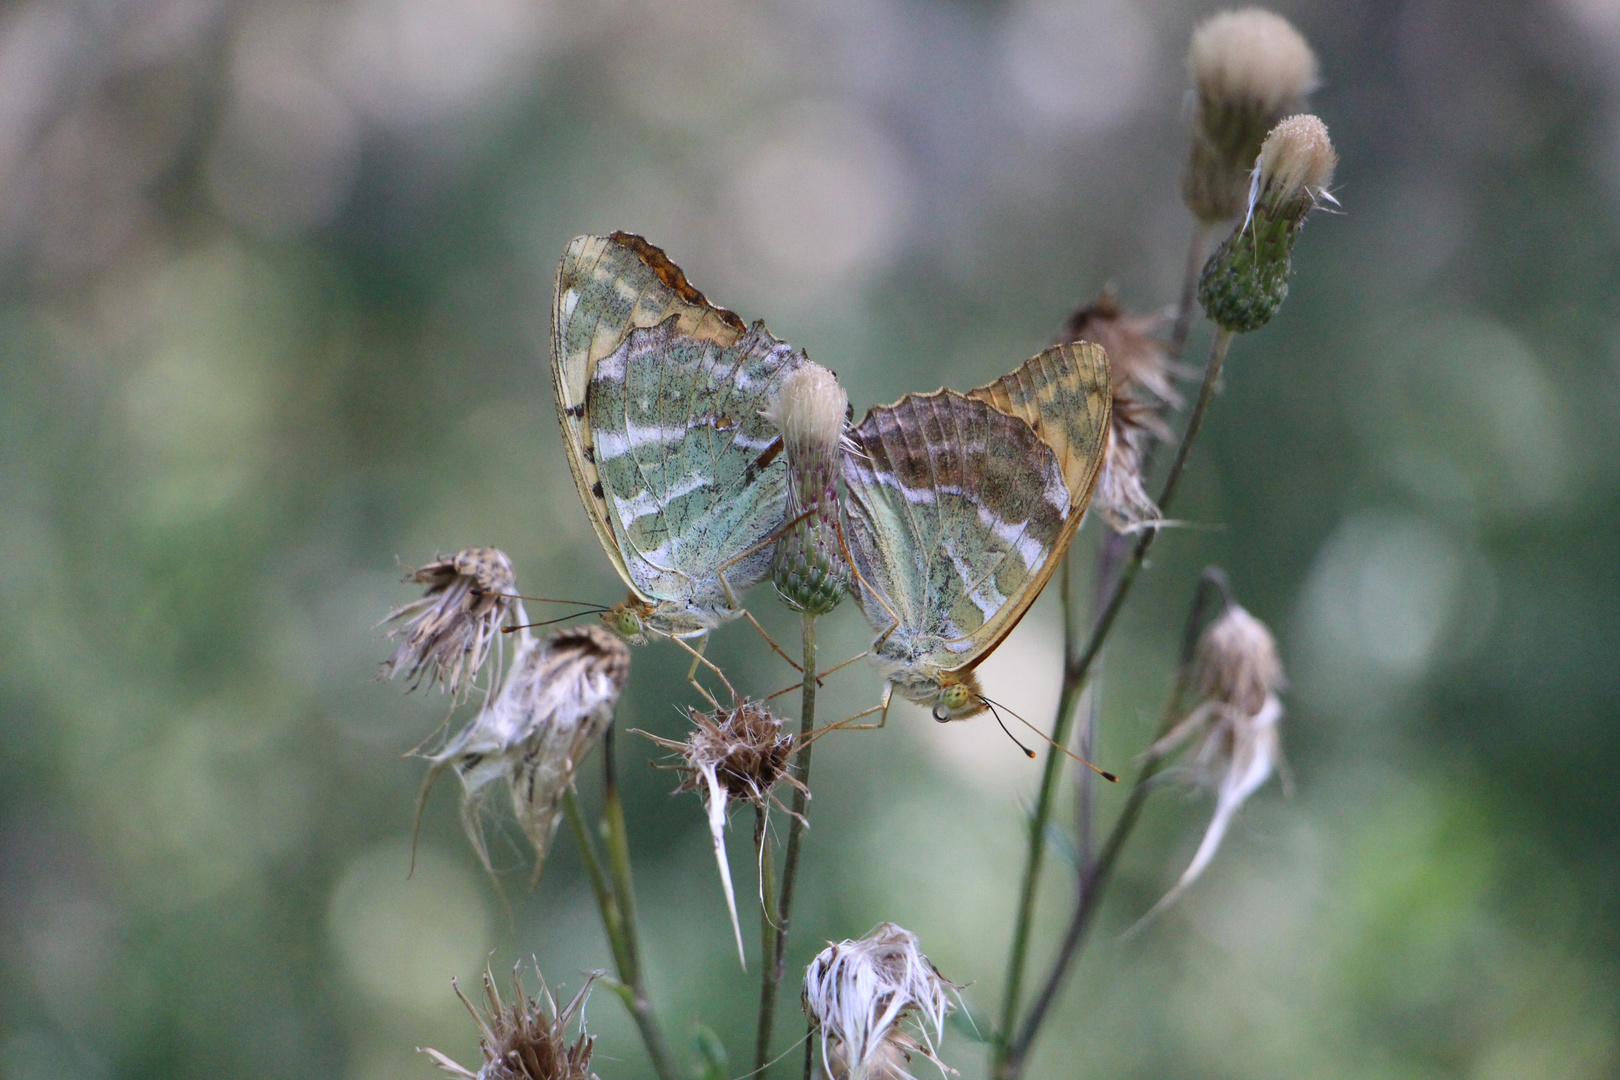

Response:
(715, 562), (804, 676)
(669, 632), (735, 709)
(818, 683), (894, 733)
(763, 649), (869, 702)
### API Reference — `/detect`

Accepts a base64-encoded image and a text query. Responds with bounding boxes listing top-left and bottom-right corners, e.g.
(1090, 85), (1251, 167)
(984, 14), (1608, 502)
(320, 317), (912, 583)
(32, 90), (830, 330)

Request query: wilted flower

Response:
(420, 624), (631, 884)
(803, 923), (958, 1080)
(765, 362), (851, 615)
(1133, 601), (1287, 930)
(642, 699), (802, 967)
(1199, 114), (1338, 333)
(1064, 291), (1187, 531)
(421, 964), (598, 1080)
(379, 547), (519, 702)
(1182, 7), (1318, 223)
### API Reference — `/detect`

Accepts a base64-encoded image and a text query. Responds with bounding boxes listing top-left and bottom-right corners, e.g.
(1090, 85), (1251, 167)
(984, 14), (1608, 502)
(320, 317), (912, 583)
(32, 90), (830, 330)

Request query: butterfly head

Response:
(931, 670), (987, 722)
(602, 597), (653, 646)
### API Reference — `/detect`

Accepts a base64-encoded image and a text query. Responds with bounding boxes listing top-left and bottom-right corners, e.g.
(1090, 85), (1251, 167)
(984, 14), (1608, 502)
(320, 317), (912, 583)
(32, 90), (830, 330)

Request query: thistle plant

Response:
(376, 10), (1340, 1080)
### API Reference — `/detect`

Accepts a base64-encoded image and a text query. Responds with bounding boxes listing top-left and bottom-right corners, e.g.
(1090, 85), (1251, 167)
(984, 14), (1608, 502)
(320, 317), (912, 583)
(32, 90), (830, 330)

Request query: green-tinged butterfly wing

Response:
(552, 232), (748, 593)
(588, 316), (805, 635)
(841, 389), (1074, 692)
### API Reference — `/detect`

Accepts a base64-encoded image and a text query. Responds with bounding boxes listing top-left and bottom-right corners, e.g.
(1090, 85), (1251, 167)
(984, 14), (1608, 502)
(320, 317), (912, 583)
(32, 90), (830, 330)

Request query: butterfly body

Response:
(553, 233), (805, 641)
(841, 342), (1111, 718)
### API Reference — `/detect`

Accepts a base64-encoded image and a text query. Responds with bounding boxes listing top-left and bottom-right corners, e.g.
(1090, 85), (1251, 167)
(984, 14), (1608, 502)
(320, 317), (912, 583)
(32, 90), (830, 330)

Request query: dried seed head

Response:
(1182, 8), (1318, 222)
(642, 700), (802, 968)
(1065, 291), (1185, 532)
(1135, 601), (1287, 930)
(420, 624), (631, 884)
(766, 363), (851, 615)
(1193, 601), (1286, 718)
(1198, 114), (1337, 332)
(379, 547), (518, 702)
(421, 964), (598, 1080)
(803, 923), (959, 1080)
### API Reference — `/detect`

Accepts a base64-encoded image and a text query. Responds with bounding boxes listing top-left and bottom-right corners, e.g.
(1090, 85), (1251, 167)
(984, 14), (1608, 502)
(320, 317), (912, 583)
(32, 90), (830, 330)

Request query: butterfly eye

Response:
(934, 683), (975, 721)
(615, 608), (643, 638)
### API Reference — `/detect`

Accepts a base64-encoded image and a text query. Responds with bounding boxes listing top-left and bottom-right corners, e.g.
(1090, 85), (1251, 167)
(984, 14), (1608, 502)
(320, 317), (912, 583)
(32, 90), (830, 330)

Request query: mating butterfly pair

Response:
(551, 233), (1110, 721)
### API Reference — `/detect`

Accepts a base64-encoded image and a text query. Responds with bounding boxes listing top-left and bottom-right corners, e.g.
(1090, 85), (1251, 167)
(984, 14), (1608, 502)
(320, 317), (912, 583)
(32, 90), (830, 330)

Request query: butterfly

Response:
(552, 232), (808, 645)
(840, 341), (1111, 721)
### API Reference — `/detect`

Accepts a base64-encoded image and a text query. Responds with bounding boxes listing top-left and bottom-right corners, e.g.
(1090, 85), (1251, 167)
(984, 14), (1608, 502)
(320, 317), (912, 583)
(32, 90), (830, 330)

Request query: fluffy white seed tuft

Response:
(764, 362), (848, 456)
(1252, 114), (1337, 212)
(1190, 8), (1318, 112)
(803, 923), (958, 1080)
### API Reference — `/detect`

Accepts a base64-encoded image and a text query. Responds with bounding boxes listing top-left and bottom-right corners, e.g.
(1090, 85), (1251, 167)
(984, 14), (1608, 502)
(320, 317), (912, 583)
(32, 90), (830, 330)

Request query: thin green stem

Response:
(997, 570), (1227, 1080)
(596, 727), (683, 1080)
(1169, 223), (1213, 362)
(993, 330), (1236, 1080)
(755, 612), (819, 1076)
(562, 788), (633, 978)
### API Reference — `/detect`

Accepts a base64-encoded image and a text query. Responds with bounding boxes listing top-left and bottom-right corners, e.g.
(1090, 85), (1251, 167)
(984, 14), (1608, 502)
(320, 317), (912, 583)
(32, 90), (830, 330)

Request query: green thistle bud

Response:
(763, 363), (849, 615)
(1198, 114), (1337, 333)
(1182, 8), (1318, 223)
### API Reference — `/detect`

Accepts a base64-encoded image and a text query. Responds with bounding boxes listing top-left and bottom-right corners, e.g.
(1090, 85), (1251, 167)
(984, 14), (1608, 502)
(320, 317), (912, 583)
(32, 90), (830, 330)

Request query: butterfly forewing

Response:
(965, 340), (1111, 514)
(843, 390), (1072, 681)
(553, 233), (749, 594)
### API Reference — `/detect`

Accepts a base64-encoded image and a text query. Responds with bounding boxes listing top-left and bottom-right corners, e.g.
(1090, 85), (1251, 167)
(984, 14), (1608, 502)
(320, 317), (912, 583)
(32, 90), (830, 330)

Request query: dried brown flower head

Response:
(803, 923), (958, 1080)
(642, 700), (803, 967)
(1133, 600), (1287, 930)
(420, 624), (631, 884)
(379, 547), (518, 702)
(1065, 291), (1186, 531)
(1183, 7), (1318, 222)
(421, 964), (598, 1080)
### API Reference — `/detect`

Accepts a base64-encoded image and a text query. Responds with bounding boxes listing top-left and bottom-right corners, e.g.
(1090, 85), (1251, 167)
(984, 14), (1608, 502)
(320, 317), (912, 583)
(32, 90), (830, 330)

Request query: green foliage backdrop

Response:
(0, 1), (1616, 1078)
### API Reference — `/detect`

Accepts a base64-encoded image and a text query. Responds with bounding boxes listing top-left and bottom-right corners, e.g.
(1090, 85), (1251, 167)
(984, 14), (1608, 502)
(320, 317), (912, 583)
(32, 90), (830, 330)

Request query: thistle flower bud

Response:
(421, 964), (598, 1080)
(642, 700), (802, 968)
(1198, 114), (1337, 333)
(1133, 600), (1287, 930)
(803, 923), (959, 1080)
(764, 363), (850, 615)
(419, 624), (631, 883)
(379, 547), (518, 701)
(1182, 8), (1318, 223)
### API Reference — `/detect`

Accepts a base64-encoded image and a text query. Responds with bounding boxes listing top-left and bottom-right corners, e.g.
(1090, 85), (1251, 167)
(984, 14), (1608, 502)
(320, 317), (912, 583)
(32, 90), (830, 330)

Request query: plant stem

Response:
(1169, 222), (1212, 362)
(755, 612), (819, 1075)
(995, 327), (1235, 1073)
(996, 570), (1226, 1080)
(571, 727), (682, 1080)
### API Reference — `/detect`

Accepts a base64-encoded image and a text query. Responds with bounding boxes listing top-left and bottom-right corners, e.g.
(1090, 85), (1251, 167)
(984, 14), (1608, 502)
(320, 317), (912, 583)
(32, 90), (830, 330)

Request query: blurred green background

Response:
(2, 0), (1617, 1077)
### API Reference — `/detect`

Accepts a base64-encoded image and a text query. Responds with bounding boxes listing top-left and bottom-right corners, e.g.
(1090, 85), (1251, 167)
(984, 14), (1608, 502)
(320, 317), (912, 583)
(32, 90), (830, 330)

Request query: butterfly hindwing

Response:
(588, 317), (803, 627)
(552, 232), (748, 593)
(842, 389), (1073, 688)
(842, 342), (1111, 697)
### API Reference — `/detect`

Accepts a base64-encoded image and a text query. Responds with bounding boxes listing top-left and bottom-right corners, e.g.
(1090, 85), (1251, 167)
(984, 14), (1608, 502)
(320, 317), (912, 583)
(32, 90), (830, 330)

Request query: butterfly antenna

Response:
(980, 695), (1118, 782)
(476, 591), (608, 608)
(503, 608), (611, 632)
(981, 700), (1037, 759)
